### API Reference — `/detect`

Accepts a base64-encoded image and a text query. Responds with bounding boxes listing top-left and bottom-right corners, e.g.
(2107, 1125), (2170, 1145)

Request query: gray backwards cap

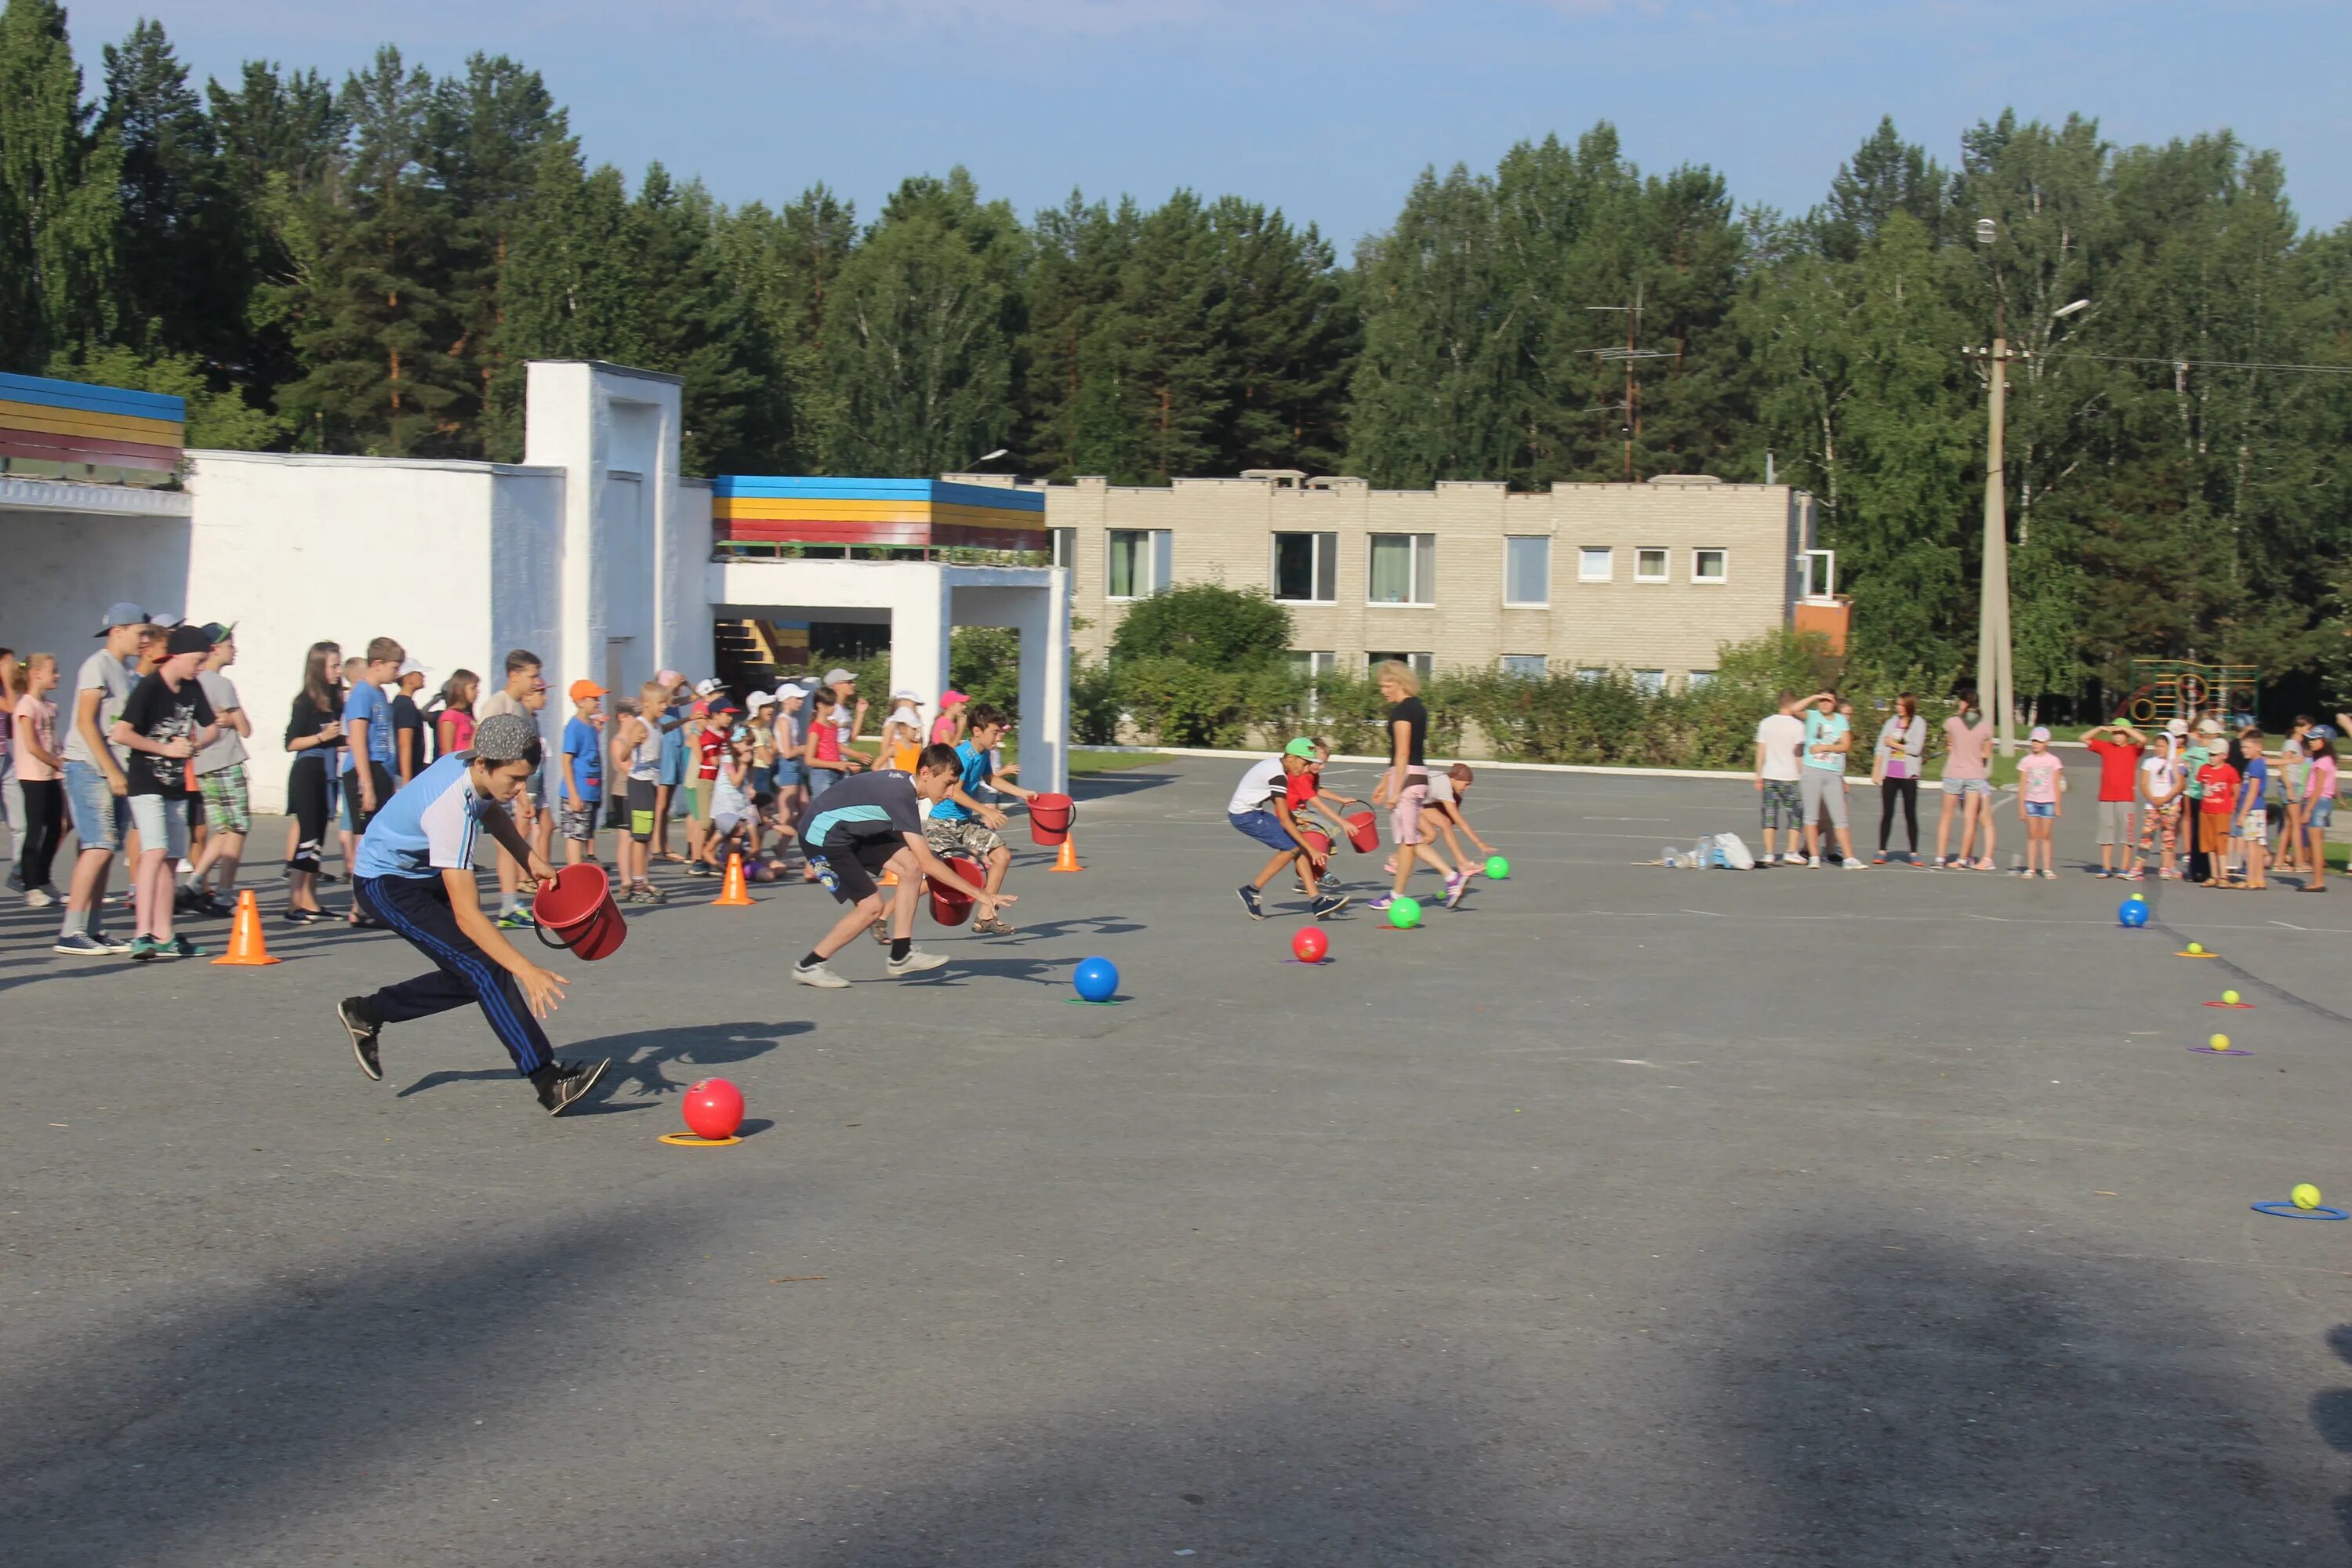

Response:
(472, 712), (541, 764)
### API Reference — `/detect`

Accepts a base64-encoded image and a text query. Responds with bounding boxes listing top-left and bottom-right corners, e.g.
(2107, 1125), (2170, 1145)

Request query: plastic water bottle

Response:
(1662, 844), (1679, 869)
(813, 856), (838, 893)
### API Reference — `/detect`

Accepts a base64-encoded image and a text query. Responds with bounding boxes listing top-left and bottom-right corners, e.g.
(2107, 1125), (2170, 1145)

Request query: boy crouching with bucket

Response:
(336, 711), (610, 1116)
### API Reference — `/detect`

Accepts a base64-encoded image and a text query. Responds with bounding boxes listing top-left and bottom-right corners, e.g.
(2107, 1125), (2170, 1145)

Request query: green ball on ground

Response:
(1388, 896), (1422, 931)
(1486, 855), (1511, 880)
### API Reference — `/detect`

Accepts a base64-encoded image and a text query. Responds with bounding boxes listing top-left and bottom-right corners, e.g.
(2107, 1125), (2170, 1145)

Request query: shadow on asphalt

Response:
(1067, 768), (1181, 803)
(395, 1019), (812, 1101)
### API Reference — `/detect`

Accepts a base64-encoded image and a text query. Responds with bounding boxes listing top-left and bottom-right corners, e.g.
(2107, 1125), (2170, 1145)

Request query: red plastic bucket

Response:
(1344, 809), (1380, 854)
(1301, 827), (1333, 859)
(928, 855), (986, 927)
(532, 862), (627, 961)
(1028, 792), (1076, 847)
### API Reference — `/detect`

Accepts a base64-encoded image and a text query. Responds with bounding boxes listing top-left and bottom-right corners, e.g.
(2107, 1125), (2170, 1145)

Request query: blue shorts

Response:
(2024, 800), (2056, 818)
(2309, 797), (2336, 829)
(771, 758), (804, 787)
(64, 759), (131, 851)
(1230, 809), (1295, 852)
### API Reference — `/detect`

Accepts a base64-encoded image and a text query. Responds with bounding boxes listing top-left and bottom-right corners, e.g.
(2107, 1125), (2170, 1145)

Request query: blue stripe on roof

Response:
(712, 475), (1044, 512)
(0, 372), (185, 422)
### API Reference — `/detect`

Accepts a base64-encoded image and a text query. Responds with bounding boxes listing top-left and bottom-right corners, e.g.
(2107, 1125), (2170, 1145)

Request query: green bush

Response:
(1109, 584), (1294, 670)
(949, 626), (1022, 717)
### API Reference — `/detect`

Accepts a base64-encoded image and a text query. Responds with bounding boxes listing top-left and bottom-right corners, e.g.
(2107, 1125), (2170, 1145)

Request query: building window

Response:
(1501, 654), (1548, 680)
(1272, 532), (1338, 603)
(1504, 536), (1550, 605)
(1634, 669), (1666, 696)
(1686, 670), (1716, 691)
(1692, 548), (1726, 583)
(1575, 667), (1608, 684)
(1635, 548), (1668, 583)
(1050, 528), (1075, 570)
(1367, 651), (1433, 681)
(1368, 533), (1436, 605)
(1287, 650), (1337, 681)
(1577, 546), (1613, 583)
(1108, 528), (1170, 599)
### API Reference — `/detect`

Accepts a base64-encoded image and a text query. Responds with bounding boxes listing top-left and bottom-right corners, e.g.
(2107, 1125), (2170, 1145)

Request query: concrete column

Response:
(1014, 570), (1070, 796)
(890, 569), (953, 731)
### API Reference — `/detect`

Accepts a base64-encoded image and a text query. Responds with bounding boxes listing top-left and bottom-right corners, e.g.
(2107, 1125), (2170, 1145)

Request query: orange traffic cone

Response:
(212, 889), (283, 965)
(1049, 834), (1083, 873)
(712, 853), (757, 906)
(880, 866), (899, 887)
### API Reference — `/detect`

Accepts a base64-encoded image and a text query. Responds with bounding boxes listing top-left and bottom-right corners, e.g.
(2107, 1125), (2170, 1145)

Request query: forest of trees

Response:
(3, 0), (2349, 706)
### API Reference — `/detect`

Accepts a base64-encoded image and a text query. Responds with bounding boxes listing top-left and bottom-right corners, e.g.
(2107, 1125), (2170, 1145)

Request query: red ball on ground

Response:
(683, 1077), (746, 1140)
(1291, 926), (1329, 964)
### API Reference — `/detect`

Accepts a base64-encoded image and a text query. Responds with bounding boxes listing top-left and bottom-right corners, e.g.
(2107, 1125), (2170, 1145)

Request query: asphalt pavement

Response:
(5, 750), (2352, 1566)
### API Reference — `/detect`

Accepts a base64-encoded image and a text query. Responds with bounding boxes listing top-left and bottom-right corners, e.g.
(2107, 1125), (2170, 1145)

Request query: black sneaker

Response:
(532, 1058), (608, 1116)
(1312, 892), (1351, 920)
(339, 996), (383, 1081)
(1236, 885), (1265, 920)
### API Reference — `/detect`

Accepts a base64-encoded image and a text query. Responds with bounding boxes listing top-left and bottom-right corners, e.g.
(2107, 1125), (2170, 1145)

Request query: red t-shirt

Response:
(2085, 735), (2143, 802)
(696, 726), (725, 782)
(2195, 762), (2238, 814)
(1283, 767), (1319, 810)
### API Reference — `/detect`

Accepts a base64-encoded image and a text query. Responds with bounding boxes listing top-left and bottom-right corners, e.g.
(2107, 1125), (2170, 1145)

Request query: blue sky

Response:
(66, 1), (2352, 249)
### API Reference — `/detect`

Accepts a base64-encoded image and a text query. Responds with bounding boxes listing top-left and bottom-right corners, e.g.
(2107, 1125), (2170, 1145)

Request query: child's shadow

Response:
(2310, 1324), (2352, 1547)
(398, 1019), (812, 1102)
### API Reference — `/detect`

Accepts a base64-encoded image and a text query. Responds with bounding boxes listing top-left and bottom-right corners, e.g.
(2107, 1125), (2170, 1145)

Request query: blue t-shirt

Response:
(342, 681), (397, 771)
(1802, 710), (1849, 774)
(2239, 754), (2267, 814)
(561, 715), (604, 802)
(926, 741), (992, 823)
(354, 752), (486, 880)
(659, 720), (687, 785)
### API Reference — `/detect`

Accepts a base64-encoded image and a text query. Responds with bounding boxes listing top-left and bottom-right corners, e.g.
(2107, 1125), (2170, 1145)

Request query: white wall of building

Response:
(0, 507), (192, 684)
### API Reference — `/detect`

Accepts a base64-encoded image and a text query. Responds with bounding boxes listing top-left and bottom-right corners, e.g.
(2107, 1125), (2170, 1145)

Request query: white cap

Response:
(824, 666), (855, 685)
(2165, 717), (2189, 736)
(694, 677), (724, 698)
(891, 690), (922, 706)
(746, 691), (777, 712)
(397, 657), (427, 678)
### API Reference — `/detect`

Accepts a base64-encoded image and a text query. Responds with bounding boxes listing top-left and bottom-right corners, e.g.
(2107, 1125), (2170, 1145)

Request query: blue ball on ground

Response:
(2118, 898), (2149, 928)
(1073, 956), (1120, 1003)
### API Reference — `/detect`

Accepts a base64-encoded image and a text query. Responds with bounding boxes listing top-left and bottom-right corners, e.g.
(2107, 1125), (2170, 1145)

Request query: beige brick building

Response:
(951, 470), (1820, 691)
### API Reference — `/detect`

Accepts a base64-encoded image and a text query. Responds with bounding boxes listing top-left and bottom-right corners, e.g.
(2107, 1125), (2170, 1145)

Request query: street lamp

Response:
(964, 448), (1009, 470)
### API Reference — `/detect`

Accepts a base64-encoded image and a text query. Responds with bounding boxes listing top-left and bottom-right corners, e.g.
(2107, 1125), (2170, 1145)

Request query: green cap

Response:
(1283, 738), (1319, 759)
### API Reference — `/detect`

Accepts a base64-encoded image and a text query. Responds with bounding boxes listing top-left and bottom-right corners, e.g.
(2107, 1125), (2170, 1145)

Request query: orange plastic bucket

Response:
(532, 862), (627, 961)
(1028, 792), (1076, 847)
(1344, 809), (1380, 854)
(928, 855), (986, 926)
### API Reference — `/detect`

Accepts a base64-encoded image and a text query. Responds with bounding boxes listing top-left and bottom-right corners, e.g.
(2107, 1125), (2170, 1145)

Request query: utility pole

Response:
(1963, 217), (2020, 760)
(1584, 283), (1670, 482)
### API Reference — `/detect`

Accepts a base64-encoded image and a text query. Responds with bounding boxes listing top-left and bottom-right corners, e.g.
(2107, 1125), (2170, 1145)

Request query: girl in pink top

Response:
(2016, 727), (2066, 879)
(10, 653), (64, 897)
(2301, 733), (2338, 893)
(931, 690), (968, 748)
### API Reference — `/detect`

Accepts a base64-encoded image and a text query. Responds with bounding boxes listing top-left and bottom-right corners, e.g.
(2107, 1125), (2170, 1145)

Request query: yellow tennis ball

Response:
(2187, 942), (2205, 954)
(2223, 989), (2241, 1005)
(2209, 1033), (2230, 1051)
(2294, 1184), (2322, 1210)
(2129, 891), (2147, 902)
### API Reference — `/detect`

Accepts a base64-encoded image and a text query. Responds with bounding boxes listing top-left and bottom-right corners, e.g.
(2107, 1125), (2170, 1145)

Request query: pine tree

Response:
(100, 19), (247, 368)
(1208, 196), (1355, 474)
(277, 47), (467, 454)
(0, 0), (121, 370)
(710, 183), (858, 470)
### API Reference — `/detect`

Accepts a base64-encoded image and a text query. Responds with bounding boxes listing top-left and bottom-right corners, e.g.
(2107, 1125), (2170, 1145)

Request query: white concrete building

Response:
(0, 362), (1069, 813)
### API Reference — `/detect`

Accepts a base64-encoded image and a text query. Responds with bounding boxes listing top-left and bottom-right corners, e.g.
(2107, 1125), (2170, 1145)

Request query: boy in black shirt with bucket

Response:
(791, 744), (1014, 989)
(111, 626), (220, 959)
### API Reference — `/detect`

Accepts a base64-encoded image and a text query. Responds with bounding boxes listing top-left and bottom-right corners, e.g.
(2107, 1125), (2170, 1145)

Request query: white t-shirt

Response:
(2140, 750), (2179, 800)
(1755, 712), (1805, 782)
(1226, 757), (1287, 815)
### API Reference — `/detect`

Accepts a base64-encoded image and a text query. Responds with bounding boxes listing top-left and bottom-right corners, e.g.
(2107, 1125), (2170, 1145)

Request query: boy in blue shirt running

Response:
(920, 704), (1035, 936)
(335, 712), (608, 1116)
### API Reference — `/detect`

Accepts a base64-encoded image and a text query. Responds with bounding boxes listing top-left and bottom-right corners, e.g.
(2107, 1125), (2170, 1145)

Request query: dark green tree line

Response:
(4, 1), (2348, 705)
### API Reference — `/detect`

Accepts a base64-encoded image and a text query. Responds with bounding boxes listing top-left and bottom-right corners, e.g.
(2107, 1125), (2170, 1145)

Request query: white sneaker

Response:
(1845, 857), (1868, 870)
(885, 949), (949, 978)
(792, 961), (850, 989)
(1808, 856), (1822, 869)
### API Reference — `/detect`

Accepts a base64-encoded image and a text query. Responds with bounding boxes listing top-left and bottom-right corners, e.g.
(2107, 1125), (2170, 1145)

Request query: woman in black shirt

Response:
(1369, 659), (1458, 913)
(282, 641), (343, 922)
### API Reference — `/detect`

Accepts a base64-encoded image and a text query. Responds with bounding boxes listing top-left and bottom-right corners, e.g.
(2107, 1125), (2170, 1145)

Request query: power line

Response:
(2038, 352), (2352, 376)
